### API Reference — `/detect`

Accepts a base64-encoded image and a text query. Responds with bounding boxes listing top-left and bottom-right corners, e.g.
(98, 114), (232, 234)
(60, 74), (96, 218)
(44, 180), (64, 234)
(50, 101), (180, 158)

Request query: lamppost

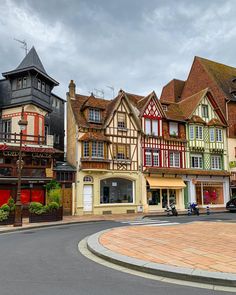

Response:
(14, 107), (28, 227)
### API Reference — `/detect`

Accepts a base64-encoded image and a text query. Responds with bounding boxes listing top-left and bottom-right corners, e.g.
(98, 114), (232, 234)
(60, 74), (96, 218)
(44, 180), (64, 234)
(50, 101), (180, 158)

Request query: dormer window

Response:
(89, 108), (101, 123)
(162, 105), (168, 111)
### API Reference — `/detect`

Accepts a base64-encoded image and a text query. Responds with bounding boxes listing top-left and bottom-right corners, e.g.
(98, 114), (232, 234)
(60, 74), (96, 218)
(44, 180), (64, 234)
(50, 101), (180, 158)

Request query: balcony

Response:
(0, 133), (54, 147)
(80, 158), (110, 171)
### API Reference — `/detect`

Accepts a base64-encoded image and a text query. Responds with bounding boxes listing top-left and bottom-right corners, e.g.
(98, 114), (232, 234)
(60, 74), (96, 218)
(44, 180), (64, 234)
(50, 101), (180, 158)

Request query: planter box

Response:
(29, 207), (63, 223)
(0, 212), (15, 225)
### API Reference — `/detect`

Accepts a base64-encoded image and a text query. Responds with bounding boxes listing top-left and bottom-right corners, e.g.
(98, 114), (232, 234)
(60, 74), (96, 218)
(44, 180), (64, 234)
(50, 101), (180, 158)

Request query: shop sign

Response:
(3, 151), (26, 157)
(32, 153), (52, 158)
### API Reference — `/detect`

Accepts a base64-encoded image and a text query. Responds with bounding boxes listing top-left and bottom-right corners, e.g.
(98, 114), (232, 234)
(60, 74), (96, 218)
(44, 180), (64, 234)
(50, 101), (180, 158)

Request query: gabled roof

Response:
(2, 46), (59, 85)
(178, 88), (208, 119)
(162, 101), (186, 121)
(196, 56), (236, 101)
(160, 79), (185, 102)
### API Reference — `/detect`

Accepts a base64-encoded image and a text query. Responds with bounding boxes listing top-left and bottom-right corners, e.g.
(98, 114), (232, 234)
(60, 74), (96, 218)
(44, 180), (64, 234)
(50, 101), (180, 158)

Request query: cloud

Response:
(0, 0), (236, 99)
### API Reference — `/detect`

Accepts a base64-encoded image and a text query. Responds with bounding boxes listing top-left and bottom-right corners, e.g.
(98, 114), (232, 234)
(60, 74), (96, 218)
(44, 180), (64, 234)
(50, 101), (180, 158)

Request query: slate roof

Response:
(196, 56), (236, 101)
(2, 46), (59, 85)
(53, 161), (76, 172)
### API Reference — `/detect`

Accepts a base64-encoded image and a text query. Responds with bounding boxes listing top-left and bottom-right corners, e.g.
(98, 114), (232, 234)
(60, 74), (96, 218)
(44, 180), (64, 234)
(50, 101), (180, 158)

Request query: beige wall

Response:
(66, 97), (77, 167)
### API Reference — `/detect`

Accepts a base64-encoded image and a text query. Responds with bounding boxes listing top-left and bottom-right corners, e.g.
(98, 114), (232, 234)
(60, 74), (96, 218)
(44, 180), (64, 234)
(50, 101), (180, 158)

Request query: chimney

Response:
(69, 80), (76, 99)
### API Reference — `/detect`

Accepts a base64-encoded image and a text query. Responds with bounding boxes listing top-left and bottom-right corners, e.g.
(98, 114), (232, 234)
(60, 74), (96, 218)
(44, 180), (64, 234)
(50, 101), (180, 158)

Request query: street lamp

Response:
(14, 107), (28, 227)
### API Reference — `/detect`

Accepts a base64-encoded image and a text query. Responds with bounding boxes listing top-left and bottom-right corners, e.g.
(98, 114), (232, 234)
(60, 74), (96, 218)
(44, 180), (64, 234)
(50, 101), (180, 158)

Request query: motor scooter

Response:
(170, 202), (178, 216)
(190, 202), (199, 216)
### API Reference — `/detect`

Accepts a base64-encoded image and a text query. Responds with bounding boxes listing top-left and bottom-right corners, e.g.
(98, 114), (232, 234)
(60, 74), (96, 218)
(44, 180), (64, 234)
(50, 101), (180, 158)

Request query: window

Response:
(37, 79), (41, 90)
(42, 82), (45, 92)
(153, 150), (159, 166)
(89, 109), (100, 122)
(2, 120), (11, 141)
(211, 155), (221, 170)
(169, 151), (180, 167)
(145, 119), (151, 135)
(145, 150), (152, 166)
(23, 77), (27, 88)
(189, 125), (194, 140)
(195, 126), (203, 140)
(54, 134), (60, 144)
(162, 105), (168, 111)
(216, 128), (223, 142)
(113, 144), (130, 160)
(92, 142), (104, 158)
(45, 126), (49, 137)
(83, 176), (93, 182)
(169, 122), (178, 136)
(17, 78), (22, 89)
(202, 105), (208, 118)
(83, 142), (89, 157)
(209, 128), (215, 142)
(100, 178), (133, 204)
(152, 120), (158, 136)
(117, 112), (126, 129)
(190, 154), (203, 169)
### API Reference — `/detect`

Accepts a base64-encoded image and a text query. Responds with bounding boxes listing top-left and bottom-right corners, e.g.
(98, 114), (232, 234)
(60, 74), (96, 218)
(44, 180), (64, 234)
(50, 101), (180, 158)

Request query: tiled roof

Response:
(79, 132), (110, 142)
(207, 118), (226, 127)
(160, 79), (185, 102)
(196, 56), (236, 101)
(81, 94), (111, 110)
(188, 115), (206, 124)
(178, 88), (208, 119)
(163, 101), (185, 121)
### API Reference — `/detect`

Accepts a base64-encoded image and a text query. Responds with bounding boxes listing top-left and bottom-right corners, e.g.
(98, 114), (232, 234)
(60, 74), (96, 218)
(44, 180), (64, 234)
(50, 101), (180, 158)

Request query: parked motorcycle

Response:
(170, 202), (178, 216)
(190, 202), (200, 216)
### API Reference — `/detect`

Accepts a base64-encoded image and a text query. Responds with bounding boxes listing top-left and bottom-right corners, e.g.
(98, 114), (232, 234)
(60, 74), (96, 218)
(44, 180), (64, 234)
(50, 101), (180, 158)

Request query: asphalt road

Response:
(0, 217), (234, 295)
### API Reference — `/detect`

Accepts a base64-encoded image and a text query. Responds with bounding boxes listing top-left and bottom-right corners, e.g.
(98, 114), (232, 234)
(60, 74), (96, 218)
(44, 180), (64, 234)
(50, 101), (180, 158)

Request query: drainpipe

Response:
(225, 98), (231, 198)
(73, 124), (79, 215)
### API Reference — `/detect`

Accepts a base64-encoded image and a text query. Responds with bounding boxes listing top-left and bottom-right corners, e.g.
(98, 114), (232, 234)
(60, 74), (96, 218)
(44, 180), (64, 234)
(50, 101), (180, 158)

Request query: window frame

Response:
(169, 151), (180, 168)
(202, 104), (209, 118)
(169, 122), (179, 137)
(189, 125), (194, 140)
(195, 125), (203, 140)
(209, 128), (215, 142)
(211, 155), (222, 170)
(92, 141), (104, 158)
(113, 144), (130, 160)
(216, 128), (223, 142)
(190, 154), (203, 169)
(89, 108), (101, 123)
(117, 112), (126, 129)
(83, 141), (89, 157)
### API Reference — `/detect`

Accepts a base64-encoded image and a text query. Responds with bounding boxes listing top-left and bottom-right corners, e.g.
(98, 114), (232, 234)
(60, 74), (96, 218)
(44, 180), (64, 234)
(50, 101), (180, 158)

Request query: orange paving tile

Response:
(99, 222), (236, 274)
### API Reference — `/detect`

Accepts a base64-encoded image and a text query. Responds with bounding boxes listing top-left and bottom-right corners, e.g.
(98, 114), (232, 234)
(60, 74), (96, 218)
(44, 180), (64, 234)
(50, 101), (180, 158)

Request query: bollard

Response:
(206, 205), (210, 215)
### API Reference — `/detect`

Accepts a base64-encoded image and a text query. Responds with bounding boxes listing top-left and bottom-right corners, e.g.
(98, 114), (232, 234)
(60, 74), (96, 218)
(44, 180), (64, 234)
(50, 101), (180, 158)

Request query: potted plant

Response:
(0, 197), (15, 225)
(29, 201), (63, 223)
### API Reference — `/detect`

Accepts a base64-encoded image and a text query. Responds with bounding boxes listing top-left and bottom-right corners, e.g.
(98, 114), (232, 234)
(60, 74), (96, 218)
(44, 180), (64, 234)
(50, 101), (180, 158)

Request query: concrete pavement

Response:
(87, 222), (236, 287)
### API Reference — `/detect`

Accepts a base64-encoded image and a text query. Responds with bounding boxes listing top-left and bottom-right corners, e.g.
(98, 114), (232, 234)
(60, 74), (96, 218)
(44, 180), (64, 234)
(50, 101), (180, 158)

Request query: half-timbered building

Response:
(67, 82), (142, 215)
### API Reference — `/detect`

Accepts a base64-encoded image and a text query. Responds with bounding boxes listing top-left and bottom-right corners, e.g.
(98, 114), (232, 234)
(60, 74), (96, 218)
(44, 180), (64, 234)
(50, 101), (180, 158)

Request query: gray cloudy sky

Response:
(0, 0), (236, 99)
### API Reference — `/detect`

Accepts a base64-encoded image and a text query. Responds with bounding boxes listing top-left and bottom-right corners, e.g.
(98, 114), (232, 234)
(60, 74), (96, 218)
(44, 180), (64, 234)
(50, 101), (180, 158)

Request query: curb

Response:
(0, 219), (108, 234)
(142, 210), (228, 219)
(87, 229), (236, 287)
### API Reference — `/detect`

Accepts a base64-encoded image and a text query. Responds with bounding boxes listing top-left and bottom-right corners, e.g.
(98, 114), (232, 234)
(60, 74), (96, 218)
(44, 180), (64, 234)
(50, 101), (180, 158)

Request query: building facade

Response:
(0, 47), (64, 206)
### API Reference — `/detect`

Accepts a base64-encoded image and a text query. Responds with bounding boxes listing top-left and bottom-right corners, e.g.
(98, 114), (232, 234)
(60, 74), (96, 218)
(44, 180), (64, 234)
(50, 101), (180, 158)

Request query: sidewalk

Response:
(87, 221), (236, 287)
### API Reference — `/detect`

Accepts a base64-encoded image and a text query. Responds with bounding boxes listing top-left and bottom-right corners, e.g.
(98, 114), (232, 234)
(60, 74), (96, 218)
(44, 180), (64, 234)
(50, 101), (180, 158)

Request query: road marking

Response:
(144, 222), (180, 226)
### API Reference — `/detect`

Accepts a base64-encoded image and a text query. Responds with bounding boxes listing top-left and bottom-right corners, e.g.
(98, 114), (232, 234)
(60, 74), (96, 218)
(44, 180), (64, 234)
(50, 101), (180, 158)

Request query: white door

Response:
(83, 185), (93, 212)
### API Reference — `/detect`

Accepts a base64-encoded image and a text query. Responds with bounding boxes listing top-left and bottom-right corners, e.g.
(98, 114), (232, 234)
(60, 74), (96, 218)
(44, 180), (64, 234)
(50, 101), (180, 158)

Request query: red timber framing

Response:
(141, 96), (186, 170)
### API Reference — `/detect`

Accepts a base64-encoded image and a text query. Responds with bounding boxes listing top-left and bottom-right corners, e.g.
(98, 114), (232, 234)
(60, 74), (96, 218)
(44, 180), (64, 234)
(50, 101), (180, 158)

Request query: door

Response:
(83, 185), (93, 212)
(103, 187), (109, 203)
(62, 187), (72, 215)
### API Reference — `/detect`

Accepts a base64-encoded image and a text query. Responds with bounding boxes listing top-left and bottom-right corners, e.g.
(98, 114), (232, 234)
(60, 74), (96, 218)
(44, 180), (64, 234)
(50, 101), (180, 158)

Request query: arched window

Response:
(83, 176), (93, 182)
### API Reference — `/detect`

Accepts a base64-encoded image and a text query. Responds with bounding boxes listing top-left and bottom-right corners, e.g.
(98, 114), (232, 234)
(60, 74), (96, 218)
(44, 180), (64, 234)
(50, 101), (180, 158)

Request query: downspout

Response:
(225, 99), (231, 198)
(74, 124), (79, 215)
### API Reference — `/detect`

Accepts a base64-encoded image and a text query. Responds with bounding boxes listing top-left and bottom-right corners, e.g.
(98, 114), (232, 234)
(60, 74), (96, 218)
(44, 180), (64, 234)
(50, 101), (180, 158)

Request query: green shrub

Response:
(29, 202), (44, 214)
(48, 202), (59, 211)
(0, 204), (10, 212)
(0, 209), (9, 221)
(45, 180), (61, 192)
(47, 188), (62, 205)
(7, 197), (15, 211)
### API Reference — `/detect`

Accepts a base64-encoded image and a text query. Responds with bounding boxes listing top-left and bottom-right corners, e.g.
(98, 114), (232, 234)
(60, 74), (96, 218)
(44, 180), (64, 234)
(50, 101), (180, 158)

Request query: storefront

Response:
(146, 177), (186, 211)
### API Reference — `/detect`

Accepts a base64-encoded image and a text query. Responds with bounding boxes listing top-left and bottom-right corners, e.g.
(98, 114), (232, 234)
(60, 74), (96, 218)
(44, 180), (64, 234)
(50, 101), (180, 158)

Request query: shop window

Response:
(202, 105), (208, 118)
(190, 154), (203, 169)
(100, 178), (133, 204)
(195, 126), (203, 140)
(211, 155), (222, 170)
(147, 189), (160, 205)
(169, 151), (180, 167)
(216, 128), (223, 142)
(117, 112), (126, 129)
(84, 176), (93, 182)
(169, 122), (178, 136)
(209, 128), (215, 142)
(196, 182), (224, 205)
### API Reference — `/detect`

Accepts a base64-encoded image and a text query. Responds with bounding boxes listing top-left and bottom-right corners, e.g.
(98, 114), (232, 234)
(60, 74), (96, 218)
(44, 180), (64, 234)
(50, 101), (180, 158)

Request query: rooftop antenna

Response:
(14, 38), (28, 56)
(94, 88), (104, 98)
(106, 85), (115, 98)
